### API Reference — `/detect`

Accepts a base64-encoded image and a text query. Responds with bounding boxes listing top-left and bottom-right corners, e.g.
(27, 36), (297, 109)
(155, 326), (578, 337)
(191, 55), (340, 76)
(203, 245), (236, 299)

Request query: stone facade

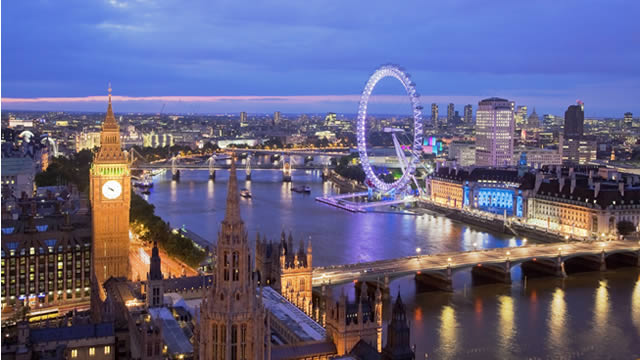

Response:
(324, 284), (382, 356)
(90, 87), (131, 291)
(198, 161), (267, 360)
(255, 231), (313, 317)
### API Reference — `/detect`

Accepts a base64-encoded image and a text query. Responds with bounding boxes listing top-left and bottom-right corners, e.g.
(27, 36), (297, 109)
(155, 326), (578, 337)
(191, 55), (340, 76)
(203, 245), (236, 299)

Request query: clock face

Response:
(102, 180), (122, 200)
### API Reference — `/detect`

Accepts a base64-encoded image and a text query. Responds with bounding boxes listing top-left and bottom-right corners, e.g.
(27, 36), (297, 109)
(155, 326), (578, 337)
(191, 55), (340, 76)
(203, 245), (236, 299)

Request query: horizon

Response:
(2, 1), (639, 117)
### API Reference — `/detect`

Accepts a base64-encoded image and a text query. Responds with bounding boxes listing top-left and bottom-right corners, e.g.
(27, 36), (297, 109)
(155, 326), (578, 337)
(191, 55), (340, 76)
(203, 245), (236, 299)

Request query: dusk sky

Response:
(2, 0), (639, 116)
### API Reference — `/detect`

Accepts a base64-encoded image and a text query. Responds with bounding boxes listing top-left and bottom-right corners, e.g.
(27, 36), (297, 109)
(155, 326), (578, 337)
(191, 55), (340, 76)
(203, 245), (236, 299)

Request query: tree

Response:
(617, 220), (636, 236)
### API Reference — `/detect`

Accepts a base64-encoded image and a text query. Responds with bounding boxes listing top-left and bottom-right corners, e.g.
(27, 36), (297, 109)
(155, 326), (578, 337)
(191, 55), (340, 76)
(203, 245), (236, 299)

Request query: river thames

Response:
(145, 167), (640, 359)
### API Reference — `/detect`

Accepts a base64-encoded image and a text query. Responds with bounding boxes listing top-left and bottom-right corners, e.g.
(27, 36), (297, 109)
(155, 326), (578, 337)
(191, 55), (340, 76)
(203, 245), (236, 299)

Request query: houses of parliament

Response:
(3, 89), (414, 360)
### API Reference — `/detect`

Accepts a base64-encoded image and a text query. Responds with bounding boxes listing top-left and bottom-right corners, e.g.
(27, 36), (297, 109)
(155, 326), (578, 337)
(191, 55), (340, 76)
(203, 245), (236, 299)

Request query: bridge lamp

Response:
(447, 257), (452, 267)
(473, 242), (477, 250)
(558, 247), (563, 256)
(523, 238), (527, 245)
(564, 235), (569, 241)
(506, 251), (511, 261)
(416, 247), (422, 254)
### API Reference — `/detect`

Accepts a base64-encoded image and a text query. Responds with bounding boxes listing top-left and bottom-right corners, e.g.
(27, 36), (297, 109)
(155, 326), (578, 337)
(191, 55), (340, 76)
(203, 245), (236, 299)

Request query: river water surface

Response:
(145, 166), (640, 359)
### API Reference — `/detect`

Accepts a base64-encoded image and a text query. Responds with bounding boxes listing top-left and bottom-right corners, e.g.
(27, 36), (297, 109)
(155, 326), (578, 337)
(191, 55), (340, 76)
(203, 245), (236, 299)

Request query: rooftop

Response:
(30, 323), (114, 344)
(262, 287), (326, 342)
(148, 307), (193, 356)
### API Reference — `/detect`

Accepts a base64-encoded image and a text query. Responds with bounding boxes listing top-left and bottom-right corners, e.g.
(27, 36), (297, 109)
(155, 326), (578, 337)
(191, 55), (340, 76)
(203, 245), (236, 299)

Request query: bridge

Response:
(129, 148), (333, 182)
(312, 240), (640, 291)
(226, 147), (350, 157)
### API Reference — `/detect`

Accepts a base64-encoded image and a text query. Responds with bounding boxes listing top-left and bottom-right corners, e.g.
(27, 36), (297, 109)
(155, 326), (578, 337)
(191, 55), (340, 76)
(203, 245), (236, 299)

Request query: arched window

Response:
(223, 252), (230, 281)
(232, 252), (239, 281)
(231, 325), (238, 360)
(299, 278), (305, 291)
(240, 324), (247, 360)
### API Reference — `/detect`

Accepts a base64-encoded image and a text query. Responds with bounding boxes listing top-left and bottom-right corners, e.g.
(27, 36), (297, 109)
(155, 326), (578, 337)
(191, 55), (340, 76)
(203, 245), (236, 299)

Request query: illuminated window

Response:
(105, 346), (111, 354)
(89, 347), (95, 356)
(71, 349), (78, 358)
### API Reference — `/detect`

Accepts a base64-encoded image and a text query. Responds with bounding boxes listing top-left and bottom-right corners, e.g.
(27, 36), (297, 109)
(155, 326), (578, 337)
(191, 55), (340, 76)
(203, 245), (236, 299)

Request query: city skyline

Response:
(2, 0), (640, 116)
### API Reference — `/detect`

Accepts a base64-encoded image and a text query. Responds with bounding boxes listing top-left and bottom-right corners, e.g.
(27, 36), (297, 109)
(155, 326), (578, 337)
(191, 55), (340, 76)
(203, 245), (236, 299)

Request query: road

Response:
(129, 243), (199, 282)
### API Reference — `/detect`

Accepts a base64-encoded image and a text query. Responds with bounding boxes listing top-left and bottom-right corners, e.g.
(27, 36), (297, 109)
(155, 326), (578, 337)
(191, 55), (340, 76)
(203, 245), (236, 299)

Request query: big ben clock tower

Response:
(90, 85), (131, 288)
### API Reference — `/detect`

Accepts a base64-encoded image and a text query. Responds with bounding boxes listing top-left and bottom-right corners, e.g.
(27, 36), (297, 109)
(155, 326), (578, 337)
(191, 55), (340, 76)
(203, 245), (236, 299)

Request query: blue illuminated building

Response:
(430, 165), (535, 218)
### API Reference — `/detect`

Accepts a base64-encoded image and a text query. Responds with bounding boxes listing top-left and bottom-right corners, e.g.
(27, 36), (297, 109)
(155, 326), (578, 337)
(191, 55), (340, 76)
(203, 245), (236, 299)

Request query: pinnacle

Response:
(223, 158), (242, 224)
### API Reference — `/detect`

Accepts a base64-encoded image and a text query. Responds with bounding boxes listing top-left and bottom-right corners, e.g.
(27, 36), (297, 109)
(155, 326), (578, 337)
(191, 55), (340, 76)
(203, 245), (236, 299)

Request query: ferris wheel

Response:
(356, 64), (424, 194)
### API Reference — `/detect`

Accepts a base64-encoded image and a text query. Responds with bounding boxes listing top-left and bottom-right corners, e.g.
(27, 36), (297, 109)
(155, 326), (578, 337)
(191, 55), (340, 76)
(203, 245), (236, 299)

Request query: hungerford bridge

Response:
(130, 147), (346, 181)
(312, 240), (640, 292)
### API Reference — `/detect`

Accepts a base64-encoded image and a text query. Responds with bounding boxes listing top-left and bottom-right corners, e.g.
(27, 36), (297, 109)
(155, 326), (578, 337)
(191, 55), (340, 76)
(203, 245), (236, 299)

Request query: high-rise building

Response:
(274, 111), (281, 125)
(624, 112), (633, 128)
(447, 103), (455, 126)
(564, 102), (584, 138)
(431, 103), (439, 127)
(475, 97), (514, 167)
(199, 160), (266, 359)
(464, 104), (473, 124)
(515, 105), (528, 127)
(90, 86), (131, 292)
(240, 111), (248, 127)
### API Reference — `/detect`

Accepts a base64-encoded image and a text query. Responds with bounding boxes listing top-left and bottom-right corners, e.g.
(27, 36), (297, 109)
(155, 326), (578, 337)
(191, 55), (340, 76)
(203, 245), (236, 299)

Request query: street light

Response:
(416, 247), (422, 254)
(473, 242), (477, 251)
(523, 238), (527, 246)
(506, 250), (511, 261)
(447, 257), (452, 267)
(558, 247), (563, 256)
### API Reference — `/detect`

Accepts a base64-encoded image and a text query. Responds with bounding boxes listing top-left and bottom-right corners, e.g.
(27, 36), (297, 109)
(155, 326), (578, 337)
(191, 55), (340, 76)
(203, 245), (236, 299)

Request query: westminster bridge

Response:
(312, 240), (640, 291)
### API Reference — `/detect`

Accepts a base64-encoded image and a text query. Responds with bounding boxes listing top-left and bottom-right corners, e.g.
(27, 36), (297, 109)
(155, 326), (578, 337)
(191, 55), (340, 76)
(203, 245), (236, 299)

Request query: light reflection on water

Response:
(547, 287), (567, 355)
(148, 167), (640, 359)
(438, 305), (459, 360)
(633, 276), (640, 338)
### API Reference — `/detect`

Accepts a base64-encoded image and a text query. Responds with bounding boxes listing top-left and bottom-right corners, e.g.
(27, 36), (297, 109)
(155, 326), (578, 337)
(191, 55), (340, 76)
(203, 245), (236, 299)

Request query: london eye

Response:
(356, 64), (424, 194)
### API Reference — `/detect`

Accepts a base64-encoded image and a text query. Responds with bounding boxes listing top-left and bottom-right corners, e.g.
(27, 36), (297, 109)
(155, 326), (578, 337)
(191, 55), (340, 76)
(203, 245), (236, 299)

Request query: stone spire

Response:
(149, 241), (162, 281)
(382, 292), (414, 360)
(104, 82), (117, 127)
(223, 158), (242, 225)
(96, 83), (125, 162)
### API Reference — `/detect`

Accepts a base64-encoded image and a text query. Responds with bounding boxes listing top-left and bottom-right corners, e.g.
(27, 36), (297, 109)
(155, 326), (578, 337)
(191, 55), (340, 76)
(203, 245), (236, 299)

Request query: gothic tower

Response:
(146, 241), (164, 308)
(90, 85), (131, 296)
(325, 283), (383, 355)
(382, 293), (415, 360)
(199, 160), (266, 360)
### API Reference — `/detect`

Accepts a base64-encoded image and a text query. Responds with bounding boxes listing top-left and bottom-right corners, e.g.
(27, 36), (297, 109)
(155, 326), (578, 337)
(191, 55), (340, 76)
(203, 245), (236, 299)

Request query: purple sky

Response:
(2, 0), (639, 116)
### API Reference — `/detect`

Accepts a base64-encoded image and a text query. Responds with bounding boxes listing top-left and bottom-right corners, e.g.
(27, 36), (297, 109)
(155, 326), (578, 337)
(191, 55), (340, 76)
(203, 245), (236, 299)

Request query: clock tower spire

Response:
(90, 84), (132, 296)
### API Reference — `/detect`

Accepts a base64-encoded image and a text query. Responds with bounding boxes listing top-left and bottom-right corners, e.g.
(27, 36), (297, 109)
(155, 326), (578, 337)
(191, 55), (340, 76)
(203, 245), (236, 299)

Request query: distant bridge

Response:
(129, 148), (333, 182)
(312, 240), (640, 291)
(226, 147), (351, 157)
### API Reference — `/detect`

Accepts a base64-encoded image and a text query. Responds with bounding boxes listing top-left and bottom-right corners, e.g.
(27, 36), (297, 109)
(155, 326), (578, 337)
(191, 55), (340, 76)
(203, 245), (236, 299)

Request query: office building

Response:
(515, 106), (528, 127)
(475, 97), (515, 167)
(1, 201), (92, 310)
(624, 112), (633, 128)
(464, 104), (473, 124)
(446, 103), (454, 126)
(564, 102), (584, 138)
(240, 111), (248, 127)
(431, 103), (438, 127)
(274, 111), (281, 125)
